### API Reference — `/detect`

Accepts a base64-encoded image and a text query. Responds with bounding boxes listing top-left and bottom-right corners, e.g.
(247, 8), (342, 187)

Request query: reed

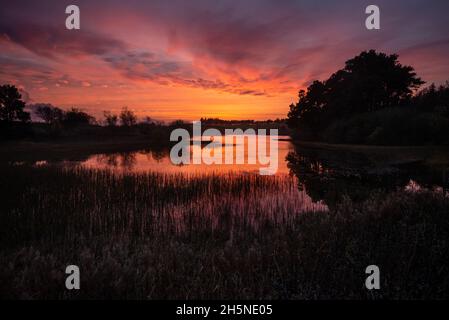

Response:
(0, 165), (448, 299)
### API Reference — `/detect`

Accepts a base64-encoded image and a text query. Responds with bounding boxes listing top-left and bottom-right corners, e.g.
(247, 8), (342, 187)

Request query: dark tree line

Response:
(413, 82), (449, 113)
(33, 104), (141, 127)
(0, 84), (142, 127)
(33, 104), (95, 126)
(288, 50), (424, 130)
(287, 50), (449, 145)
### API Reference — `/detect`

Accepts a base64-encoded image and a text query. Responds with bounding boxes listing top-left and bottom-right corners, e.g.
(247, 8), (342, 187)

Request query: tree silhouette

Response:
(34, 104), (64, 124)
(119, 107), (137, 126)
(0, 84), (30, 122)
(63, 108), (94, 126)
(414, 81), (449, 113)
(288, 50), (424, 132)
(104, 111), (118, 126)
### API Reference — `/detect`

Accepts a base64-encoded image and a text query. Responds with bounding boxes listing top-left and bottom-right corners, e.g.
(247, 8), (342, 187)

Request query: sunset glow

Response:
(1, 0), (449, 121)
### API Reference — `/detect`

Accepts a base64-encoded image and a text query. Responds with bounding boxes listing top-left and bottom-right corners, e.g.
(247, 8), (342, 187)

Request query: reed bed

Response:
(0, 165), (448, 299)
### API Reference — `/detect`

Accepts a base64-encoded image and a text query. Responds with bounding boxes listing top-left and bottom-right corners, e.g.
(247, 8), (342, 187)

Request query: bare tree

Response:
(103, 111), (118, 126)
(119, 107), (137, 126)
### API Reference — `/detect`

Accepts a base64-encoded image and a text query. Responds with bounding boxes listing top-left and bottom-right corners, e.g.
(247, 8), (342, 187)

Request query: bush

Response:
(321, 107), (449, 145)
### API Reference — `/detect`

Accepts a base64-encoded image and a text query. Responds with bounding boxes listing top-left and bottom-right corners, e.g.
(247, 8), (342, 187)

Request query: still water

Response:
(60, 135), (293, 175)
(21, 135), (449, 210)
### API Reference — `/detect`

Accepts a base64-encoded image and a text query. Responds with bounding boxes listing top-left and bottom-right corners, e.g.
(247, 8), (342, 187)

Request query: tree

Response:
(119, 107), (137, 126)
(63, 108), (95, 126)
(170, 119), (186, 126)
(142, 116), (155, 125)
(287, 50), (424, 131)
(0, 84), (30, 122)
(341, 50), (424, 112)
(413, 81), (449, 113)
(103, 111), (118, 126)
(33, 104), (64, 124)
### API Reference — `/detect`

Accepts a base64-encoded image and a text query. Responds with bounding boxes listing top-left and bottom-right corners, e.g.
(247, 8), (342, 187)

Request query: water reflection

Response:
(7, 135), (448, 210)
(94, 152), (137, 170)
(81, 136), (294, 174)
(286, 145), (449, 208)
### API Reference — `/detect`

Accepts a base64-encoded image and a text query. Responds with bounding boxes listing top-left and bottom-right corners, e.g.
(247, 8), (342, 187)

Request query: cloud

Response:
(0, 14), (273, 96)
(1, 0), (449, 119)
(399, 38), (449, 55)
(102, 50), (273, 96)
(0, 21), (126, 59)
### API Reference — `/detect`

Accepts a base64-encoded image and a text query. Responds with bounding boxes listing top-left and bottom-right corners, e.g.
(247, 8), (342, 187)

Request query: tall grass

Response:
(0, 166), (323, 247)
(0, 166), (448, 299)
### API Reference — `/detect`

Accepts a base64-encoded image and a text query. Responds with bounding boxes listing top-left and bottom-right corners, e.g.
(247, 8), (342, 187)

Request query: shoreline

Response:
(293, 140), (449, 166)
(0, 137), (167, 162)
(2, 136), (449, 166)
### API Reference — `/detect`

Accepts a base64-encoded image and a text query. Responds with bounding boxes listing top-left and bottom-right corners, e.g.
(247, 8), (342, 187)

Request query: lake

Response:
(10, 135), (449, 211)
(31, 135), (294, 175)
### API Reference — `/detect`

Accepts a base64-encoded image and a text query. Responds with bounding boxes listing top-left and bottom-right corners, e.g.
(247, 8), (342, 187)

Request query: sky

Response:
(1, 0), (449, 121)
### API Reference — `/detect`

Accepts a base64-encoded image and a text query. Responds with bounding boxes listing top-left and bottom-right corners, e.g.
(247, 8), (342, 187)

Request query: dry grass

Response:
(0, 166), (448, 299)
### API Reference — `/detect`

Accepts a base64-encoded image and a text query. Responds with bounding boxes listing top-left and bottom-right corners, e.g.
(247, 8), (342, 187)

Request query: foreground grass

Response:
(0, 166), (448, 299)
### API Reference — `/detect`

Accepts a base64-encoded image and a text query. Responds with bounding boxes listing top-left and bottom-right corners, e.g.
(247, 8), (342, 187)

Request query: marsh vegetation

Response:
(1, 144), (448, 299)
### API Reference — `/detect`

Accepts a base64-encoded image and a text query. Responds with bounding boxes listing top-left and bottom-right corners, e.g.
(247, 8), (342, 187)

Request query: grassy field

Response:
(0, 165), (448, 299)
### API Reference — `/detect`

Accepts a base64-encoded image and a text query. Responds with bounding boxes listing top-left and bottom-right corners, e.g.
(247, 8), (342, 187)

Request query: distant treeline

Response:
(0, 85), (179, 142)
(200, 117), (286, 124)
(287, 50), (449, 145)
(0, 84), (288, 141)
(199, 117), (289, 135)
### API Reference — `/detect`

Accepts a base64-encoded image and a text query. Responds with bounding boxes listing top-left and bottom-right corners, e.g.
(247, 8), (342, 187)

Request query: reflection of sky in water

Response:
(71, 136), (329, 212)
(15, 134), (447, 211)
(81, 136), (294, 175)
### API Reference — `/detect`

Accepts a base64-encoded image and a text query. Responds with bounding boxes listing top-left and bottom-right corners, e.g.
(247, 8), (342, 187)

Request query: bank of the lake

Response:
(293, 140), (449, 166)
